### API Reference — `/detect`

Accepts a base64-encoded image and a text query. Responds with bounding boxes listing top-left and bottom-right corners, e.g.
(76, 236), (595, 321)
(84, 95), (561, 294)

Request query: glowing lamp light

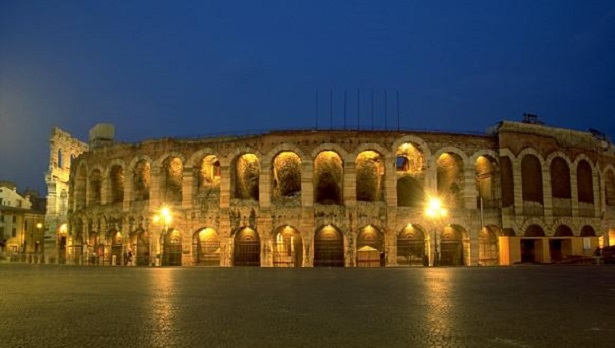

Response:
(426, 198), (447, 218)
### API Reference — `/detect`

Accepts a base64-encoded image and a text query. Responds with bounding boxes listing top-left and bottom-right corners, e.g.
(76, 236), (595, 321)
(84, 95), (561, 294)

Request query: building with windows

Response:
(47, 117), (615, 267)
(0, 181), (46, 262)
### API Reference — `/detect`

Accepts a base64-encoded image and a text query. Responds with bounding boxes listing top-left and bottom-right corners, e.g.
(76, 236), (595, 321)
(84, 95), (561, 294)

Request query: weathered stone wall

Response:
(54, 122), (615, 267)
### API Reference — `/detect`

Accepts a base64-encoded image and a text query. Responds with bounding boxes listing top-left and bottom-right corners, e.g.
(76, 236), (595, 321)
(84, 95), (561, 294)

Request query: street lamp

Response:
(425, 197), (447, 266)
(35, 222), (43, 263)
(153, 206), (172, 266)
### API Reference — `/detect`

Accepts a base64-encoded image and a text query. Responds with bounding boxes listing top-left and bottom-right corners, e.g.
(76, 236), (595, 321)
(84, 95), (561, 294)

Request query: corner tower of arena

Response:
(44, 119), (615, 267)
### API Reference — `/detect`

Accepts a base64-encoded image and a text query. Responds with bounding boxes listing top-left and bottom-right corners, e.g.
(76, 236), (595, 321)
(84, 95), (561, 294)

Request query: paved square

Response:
(1, 264), (614, 347)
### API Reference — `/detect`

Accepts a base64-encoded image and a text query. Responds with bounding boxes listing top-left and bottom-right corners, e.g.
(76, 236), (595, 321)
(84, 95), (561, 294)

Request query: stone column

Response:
(259, 161), (272, 209)
(385, 160), (397, 208)
(219, 163), (231, 208)
(343, 160), (356, 207)
(542, 166), (554, 226)
(463, 163), (478, 210)
(301, 161), (314, 208)
(182, 167), (194, 210)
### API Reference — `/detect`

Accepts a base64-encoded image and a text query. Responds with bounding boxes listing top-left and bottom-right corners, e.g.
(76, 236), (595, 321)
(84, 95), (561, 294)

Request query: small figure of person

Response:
(594, 246), (602, 257)
(127, 250), (133, 265)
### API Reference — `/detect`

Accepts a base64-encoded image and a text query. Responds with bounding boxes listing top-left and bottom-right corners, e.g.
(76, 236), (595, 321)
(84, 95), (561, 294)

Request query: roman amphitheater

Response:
(44, 117), (615, 267)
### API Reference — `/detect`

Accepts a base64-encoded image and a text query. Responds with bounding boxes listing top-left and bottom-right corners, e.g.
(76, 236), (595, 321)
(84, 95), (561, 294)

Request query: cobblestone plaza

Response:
(1, 264), (614, 347)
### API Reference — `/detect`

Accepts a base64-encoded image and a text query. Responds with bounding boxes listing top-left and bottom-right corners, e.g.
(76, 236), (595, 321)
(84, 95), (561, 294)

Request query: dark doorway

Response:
(549, 239), (563, 262)
(521, 239), (537, 263)
(314, 227), (344, 267)
(234, 228), (260, 266)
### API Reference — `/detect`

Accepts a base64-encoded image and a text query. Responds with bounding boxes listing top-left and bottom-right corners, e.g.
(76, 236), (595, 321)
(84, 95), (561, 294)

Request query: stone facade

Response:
(0, 181), (46, 262)
(49, 120), (615, 267)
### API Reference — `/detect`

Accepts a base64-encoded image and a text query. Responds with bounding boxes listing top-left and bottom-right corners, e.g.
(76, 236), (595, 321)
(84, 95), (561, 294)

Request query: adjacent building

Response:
(0, 181), (46, 262)
(45, 116), (615, 267)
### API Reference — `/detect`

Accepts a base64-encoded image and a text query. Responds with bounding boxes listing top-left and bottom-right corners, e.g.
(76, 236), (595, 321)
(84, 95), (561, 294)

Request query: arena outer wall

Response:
(44, 120), (615, 267)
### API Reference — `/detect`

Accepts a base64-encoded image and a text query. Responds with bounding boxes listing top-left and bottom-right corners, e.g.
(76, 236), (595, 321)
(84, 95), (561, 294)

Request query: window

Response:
(13, 216), (17, 223)
(12, 228), (16, 238)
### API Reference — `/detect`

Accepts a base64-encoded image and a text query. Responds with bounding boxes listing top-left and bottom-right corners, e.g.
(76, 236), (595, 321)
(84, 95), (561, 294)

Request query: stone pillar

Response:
(219, 163), (231, 208)
(149, 165), (162, 207)
(512, 158), (523, 222)
(219, 209), (232, 266)
(343, 160), (356, 207)
(542, 167), (554, 226)
(123, 172), (133, 212)
(463, 163), (478, 210)
(571, 171), (579, 218)
(182, 167), (194, 210)
(384, 160), (397, 207)
(469, 225), (480, 266)
(300, 207), (315, 267)
(258, 212), (273, 267)
(301, 161), (314, 208)
(259, 161), (272, 209)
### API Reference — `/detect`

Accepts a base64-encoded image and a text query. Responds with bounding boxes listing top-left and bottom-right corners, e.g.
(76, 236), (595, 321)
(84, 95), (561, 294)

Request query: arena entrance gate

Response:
(273, 226), (303, 267)
(193, 228), (221, 266)
(110, 231), (123, 266)
(439, 226), (463, 266)
(314, 225), (344, 267)
(356, 226), (384, 267)
(162, 229), (182, 266)
(234, 228), (260, 266)
(397, 225), (426, 266)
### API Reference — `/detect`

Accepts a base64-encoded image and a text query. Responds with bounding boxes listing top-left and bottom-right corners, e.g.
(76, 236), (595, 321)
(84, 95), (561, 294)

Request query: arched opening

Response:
(356, 225), (384, 267)
(163, 157), (183, 204)
(439, 226), (464, 266)
(356, 151), (384, 202)
(192, 228), (221, 266)
(314, 151), (343, 205)
(162, 229), (182, 266)
(272, 152), (302, 200)
(500, 156), (514, 208)
(476, 156), (499, 208)
(396, 142), (425, 207)
(478, 226), (499, 266)
(135, 229), (150, 266)
(233, 154), (260, 200)
(550, 225), (574, 262)
(577, 160), (594, 204)
(233, 227), (260, 266)
(550, 157), (571, 216)
(521, 225), (545, 263)
(521, 155), (543, 204)
(314, 225), (344, 267)
(272, 226), (303, 267)
(437, 153), (464, 209)
(580, 225), (596, 237)
(199, 155), (221, 187)
(110, 165), (124, 203)
(133, 159), (150, 201)
(110, 230), (123, 266)
(397, 225), (426, 266)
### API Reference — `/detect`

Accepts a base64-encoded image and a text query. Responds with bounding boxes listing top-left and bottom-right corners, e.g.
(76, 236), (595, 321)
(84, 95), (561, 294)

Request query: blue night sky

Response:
(1, 0), (615, 193)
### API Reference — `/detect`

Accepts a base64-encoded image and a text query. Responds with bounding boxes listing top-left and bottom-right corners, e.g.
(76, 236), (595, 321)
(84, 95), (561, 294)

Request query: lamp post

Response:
(425, 197), (447, 267)
(35, 222), (42, 263)
(153, 207), (172, 267)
